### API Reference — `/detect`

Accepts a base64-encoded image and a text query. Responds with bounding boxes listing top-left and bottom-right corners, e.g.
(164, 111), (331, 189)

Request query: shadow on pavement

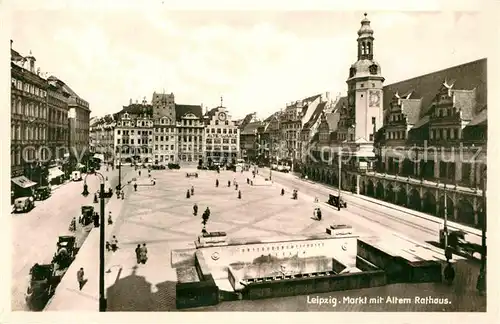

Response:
(106, 266), (177, 311)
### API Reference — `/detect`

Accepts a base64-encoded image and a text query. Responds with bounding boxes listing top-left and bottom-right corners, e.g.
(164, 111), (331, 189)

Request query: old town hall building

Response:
(301, 14), (487, 229)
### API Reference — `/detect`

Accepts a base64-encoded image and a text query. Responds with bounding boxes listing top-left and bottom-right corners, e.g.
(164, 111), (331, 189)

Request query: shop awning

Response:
(49, 167), (65, 180)
(11, 176), (37, 188)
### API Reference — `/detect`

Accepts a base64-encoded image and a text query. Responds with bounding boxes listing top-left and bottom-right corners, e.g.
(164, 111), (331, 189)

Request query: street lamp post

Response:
(338, 149), (342, 211)
(443, 183), (448, 249)
(81, 171), (106, 311)
(477, 166), (487, 293)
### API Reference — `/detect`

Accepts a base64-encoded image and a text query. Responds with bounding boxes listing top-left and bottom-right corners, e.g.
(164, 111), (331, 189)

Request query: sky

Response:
(9, 2), (490, 120)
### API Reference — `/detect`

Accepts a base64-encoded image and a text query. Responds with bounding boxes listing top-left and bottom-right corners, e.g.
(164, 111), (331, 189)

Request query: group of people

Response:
(106, 235), (119, 252)
(135, 243), (148, 264)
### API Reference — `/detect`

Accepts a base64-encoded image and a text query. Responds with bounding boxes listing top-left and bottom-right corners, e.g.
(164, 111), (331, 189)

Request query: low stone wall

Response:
(176, 251), (219, 309)
(357, 239), (442, 284)
(242, 270), (386, 300)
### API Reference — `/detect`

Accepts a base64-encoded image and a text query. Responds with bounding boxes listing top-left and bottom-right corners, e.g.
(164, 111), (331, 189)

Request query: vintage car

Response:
(81, 205), (95, 226)
(52, 235), (77, 269)
(72, 171), (82, 181)
(328, 194), (347, 208)
(25, 263), (56, 311)
(14, 196), (35, 213)
(34, 186), (51, 201)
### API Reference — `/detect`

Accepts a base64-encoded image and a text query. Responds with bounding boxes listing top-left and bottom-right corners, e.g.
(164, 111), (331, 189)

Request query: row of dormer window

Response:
(11, 78), (47, 98)
(430, 128), (460, 140)
(386, 130), (406, 140)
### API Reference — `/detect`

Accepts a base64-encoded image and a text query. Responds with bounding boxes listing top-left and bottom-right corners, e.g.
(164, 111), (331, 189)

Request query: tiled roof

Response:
(466, 107), (487, 126)
(122, 104), (153, 116)
(452, 90), (476, 120)
(303, 102), (327, 129)
(400, 99), (423, 125)
(301, 105), (309, 116)
(303, 94), (321, 103)
(241, 121), (262, 135)
(412, 115), (430, 129)
(238, 113), (256, 130)
(175, 104), (203, 120)
(383, 59), (487, 117)
(11, 49), (24, 62)
(204, 107), (219, 120)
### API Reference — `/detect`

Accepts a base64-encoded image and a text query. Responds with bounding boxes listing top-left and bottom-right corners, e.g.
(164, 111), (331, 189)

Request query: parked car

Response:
(14, 196), (35, 213)
(34, 186), (51, 201)
(168, 163), (181, 169)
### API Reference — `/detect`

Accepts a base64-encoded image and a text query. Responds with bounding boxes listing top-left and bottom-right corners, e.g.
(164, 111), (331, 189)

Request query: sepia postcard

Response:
(1, 0), (498, 323)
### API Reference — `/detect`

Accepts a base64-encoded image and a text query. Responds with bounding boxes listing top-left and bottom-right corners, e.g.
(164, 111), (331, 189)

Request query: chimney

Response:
(325, 91), (330, 102)
(10, 39), (13, 49)
(129, 98), (132, 105)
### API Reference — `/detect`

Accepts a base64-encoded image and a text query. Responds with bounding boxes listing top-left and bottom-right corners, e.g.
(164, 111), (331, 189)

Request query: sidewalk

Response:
(44, 174), (133, 311)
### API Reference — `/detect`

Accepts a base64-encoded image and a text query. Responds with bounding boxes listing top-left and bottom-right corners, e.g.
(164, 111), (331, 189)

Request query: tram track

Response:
(263, 170), (480, 242)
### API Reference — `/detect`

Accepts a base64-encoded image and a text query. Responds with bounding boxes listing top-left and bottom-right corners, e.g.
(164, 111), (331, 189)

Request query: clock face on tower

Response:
(218, 112), (227, 121)
(369, 90), (381, 107)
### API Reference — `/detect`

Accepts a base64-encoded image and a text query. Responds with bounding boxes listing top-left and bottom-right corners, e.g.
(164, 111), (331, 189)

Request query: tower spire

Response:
(220, 96), (223, 107)
(357, 12), (374, 60)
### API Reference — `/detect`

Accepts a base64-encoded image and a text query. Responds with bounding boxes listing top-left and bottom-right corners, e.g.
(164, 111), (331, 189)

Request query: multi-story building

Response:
(152, 92), (178, 165)
(203, 104), (239, 164)
(302, 13), (487, 228)
(47, 76), (70, 161)
(239, 113), (261, 162)
(10, 42), (49, 192)
(114, 99), (154, 166)
(89, 114), (116, 163)
(282, 94), (327, 162)
(62, 81), (91, 165)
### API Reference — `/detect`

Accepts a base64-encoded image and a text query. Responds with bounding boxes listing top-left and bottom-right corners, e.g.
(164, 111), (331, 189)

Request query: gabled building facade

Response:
(114, 99), (154, 165)
(204, 104), (239, 164)
(176, 104), (204, 163)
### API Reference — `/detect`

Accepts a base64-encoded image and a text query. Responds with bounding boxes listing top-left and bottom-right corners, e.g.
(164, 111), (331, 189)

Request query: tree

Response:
(201, 208), (210, 233)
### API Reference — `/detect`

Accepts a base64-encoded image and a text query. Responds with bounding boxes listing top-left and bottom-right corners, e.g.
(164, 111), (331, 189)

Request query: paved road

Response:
(101, 168), (485, 312)
(11, 166), (131, 311)
(263, 168), (482, 245)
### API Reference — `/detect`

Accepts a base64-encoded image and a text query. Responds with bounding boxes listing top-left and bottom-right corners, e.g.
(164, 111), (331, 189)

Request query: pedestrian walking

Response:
(186, 189), (191, 198)
(135, 244), (141, 264)
(139, 170), (141, 176)
(139, 243), (148, 264)
(216, 179), (219, 187)
(191, 186), (194, 196)
(107, 212), (113, 225)
(110, 236), (119, 252)
(121, 190), (125, 200)
(238, 190), (242, 199)
(193, 203), (198, 216)
(77, 267), (85, 290)
(93, 193), (98, 203)
(134, 183), (137, 191)
(228, 180), (231, 187)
